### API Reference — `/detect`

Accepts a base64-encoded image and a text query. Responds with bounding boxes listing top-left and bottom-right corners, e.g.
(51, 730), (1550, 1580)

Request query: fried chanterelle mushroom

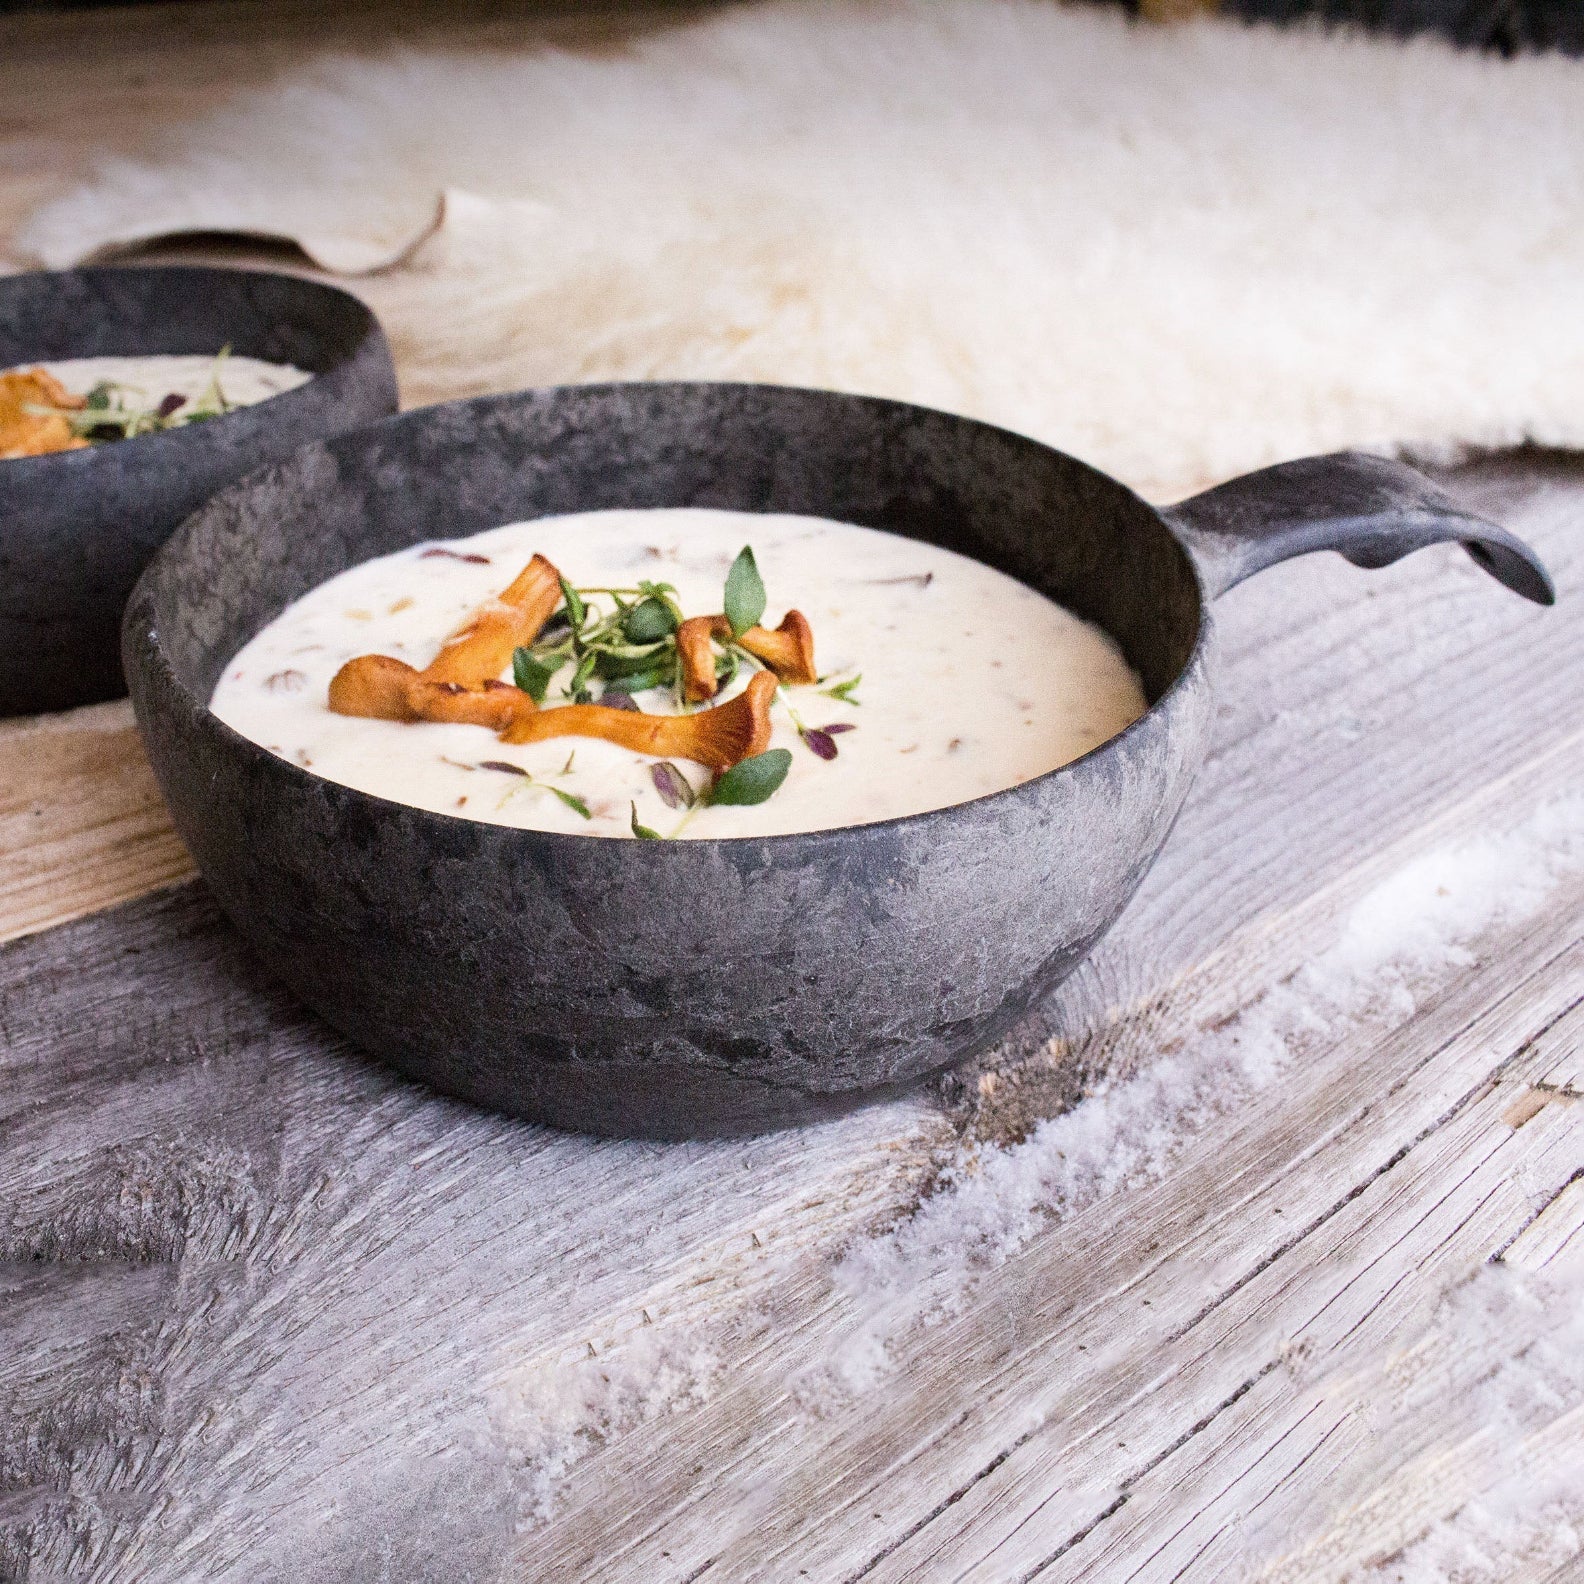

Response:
(0, 368), (87, 461)
(675, 610), (816, 702)
(502, 669), (775, 770)
(328, 554), (561, 724)
(328, 554), (789, 773)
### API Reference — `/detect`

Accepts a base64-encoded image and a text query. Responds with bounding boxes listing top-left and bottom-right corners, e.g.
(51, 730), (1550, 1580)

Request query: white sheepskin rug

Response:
(21, 0), (1584, 499)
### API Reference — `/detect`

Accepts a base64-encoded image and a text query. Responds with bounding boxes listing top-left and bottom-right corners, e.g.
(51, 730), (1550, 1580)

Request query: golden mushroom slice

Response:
(423, 552), (562, 687)
(675, 614), (730, 703)
(502, 668), (776, 771)
(739, 610), (816, 686)
(0, 367), (88, 461)
(328, 655), (529, 730)
(676, 610), (818, 701)
(329, 552), (564, 721)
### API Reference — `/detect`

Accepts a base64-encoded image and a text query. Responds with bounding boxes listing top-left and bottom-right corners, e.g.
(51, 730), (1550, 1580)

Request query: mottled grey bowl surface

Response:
(0, 265), (398, 716)
(123, 382), (1548, 1138)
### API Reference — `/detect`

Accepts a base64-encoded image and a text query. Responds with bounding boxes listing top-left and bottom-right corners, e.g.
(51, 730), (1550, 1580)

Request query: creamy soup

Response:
(211, 509), (1148, 839)
(0, 353), (312, 461)
(35, 354), (311, 411)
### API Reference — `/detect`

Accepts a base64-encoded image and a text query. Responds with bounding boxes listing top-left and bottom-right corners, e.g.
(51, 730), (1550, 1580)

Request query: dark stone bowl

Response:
(0, 265), (398, 716)
(122, 382), (1550, 1138)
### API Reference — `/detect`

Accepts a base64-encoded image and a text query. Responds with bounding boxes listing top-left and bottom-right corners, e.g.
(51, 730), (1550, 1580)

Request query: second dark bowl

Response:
(0, 265), (398, 716)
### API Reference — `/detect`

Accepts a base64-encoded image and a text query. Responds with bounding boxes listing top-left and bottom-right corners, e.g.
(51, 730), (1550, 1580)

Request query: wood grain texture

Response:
(0, 702), (192, 944)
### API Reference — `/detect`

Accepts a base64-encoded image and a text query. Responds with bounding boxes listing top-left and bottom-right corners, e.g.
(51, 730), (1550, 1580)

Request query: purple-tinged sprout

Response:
(650, 760), (693, 809)
(156, 392), (187, 419)
(477, 760), (530, 777)
(820, 722), (856, 735)
(801, 728), (839, 761)
(602, 690), (641, 712)
(420, 548), (492, 564)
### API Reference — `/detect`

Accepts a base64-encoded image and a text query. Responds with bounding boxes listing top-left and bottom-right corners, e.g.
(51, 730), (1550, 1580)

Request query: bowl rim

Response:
(0, 263), (385, 477)
(133, 378), (1215, 852)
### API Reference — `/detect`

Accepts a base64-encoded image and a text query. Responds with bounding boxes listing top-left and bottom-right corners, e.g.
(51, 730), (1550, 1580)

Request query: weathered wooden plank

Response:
(519, 894), (1583, 1583)
(0, 882), (947, 1579)
(0, 702), (193, 945)
(1504, 1172), (1584, 1275)
(1532, 994), (1584, 1098)
(1059, 1045), (1583, 1583)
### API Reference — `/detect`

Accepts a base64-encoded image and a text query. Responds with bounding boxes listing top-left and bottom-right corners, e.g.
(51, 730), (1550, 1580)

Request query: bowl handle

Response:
(1161, 450), (1554, 606)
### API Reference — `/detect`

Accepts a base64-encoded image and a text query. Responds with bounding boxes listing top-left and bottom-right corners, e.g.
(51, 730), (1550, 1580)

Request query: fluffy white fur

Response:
(21, 0), (1584, 497)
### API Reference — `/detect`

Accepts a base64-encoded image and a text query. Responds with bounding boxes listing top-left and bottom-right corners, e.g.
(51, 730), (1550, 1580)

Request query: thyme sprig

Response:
(477, 758), (591, 818)
(511, 576), (685, 706)
(493, 544), (852, 833)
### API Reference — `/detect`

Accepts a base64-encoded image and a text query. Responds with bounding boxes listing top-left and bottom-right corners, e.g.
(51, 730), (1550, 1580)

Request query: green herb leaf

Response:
(622, 597), (676, 643)
(820, 673), (863, 705)
(568, 650), (600, 698)
(512, 648), (555, 704)
(630, 802), (663, 840)
(724, 545), (766, 638)
(595, 644), (670, 680)
(559, 575), (587, 632)
(709, 748), (792, 807)
(84, 383), (112, 411)
(638, 580), (686, 627)
(550, 786), (592, 819)
(602, 661), (672, 695)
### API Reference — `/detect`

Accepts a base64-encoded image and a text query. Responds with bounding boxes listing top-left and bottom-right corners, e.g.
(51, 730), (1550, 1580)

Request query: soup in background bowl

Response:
(0, 265), (397, 715)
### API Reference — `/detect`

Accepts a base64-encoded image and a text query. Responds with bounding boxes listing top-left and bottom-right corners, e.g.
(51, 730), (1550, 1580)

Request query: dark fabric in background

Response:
(1221, 0), (1584, 52)
(0, 0), (1579, 56)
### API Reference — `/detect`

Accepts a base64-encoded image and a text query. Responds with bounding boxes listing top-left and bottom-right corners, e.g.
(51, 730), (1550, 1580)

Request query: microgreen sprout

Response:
(477, 759), (590, 818)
